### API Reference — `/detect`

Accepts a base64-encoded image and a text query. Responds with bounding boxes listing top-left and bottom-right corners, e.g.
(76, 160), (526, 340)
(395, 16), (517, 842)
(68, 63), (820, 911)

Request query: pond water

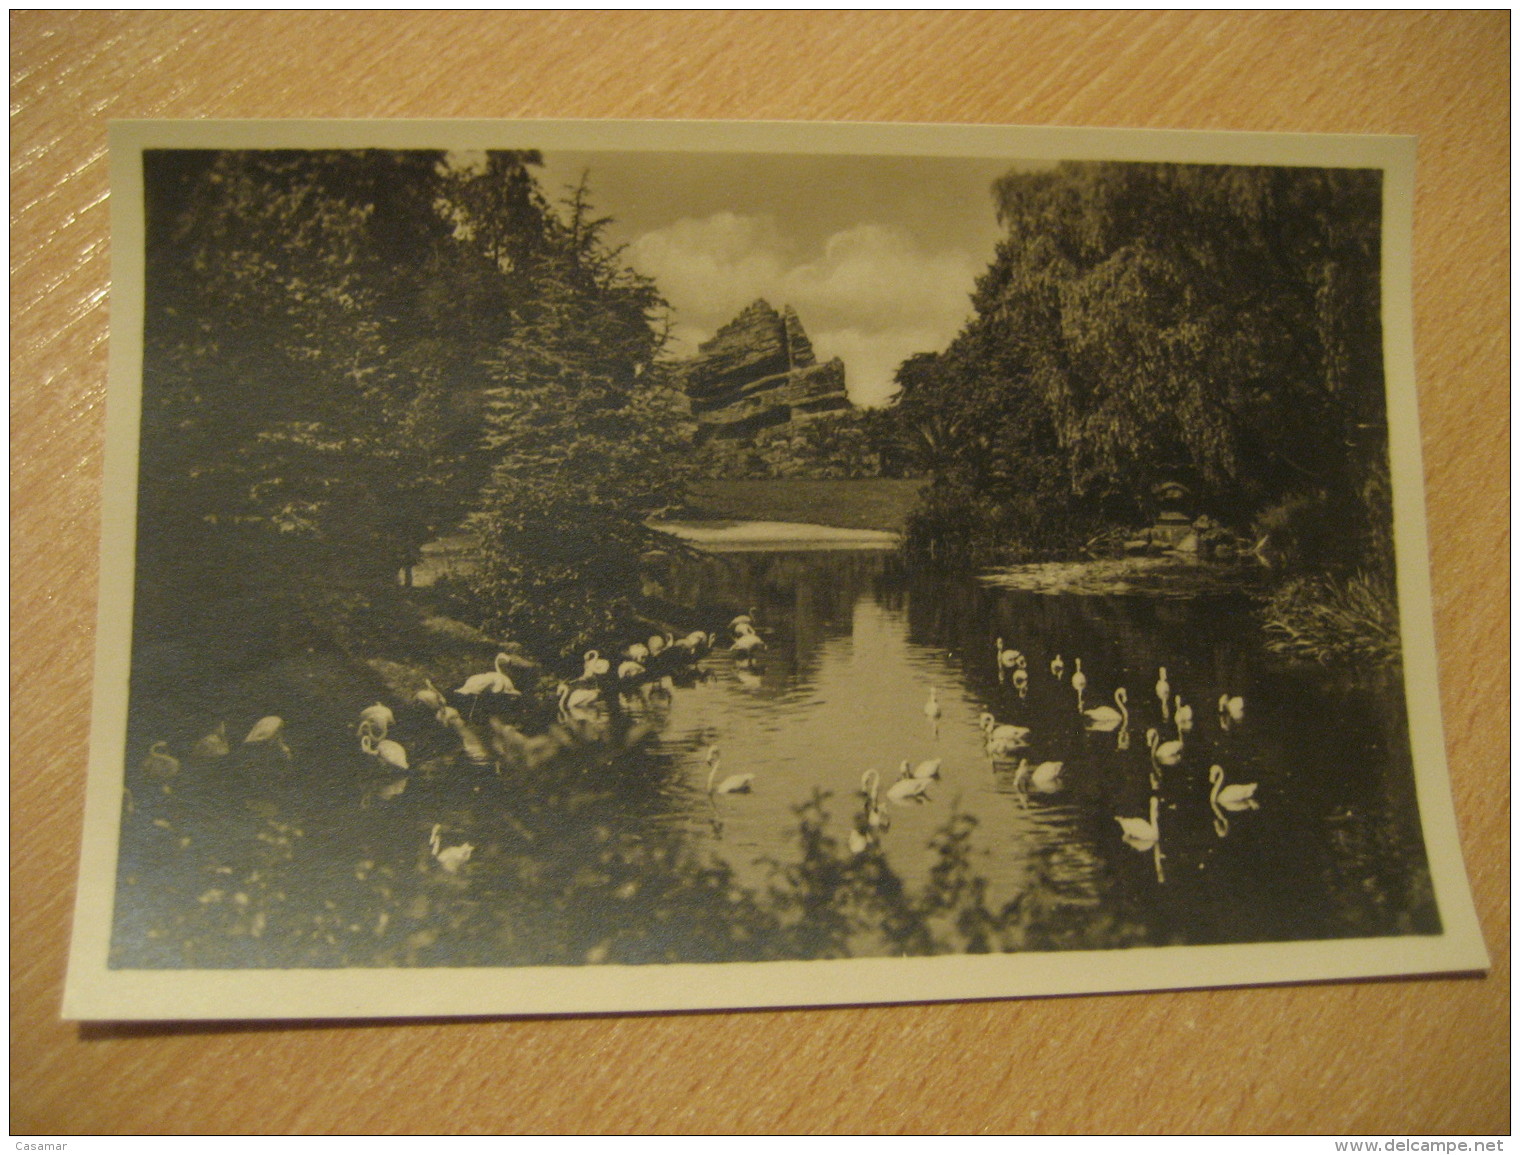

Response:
(111, 547), (1439, 969)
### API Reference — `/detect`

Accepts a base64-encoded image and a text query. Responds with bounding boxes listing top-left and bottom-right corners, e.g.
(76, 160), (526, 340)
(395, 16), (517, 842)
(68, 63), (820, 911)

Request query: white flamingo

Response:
(1156, 667), (1171, 720)
(429, 824), (474, 873)
(924, 687), (942, 738)
(415, 679), (447, 713)
(359, 720), (408, 772)
(1084, 687), (1129, 732)
(358, 702), (396, 732)
(1071, 659), (1087, 711)
(455, 653), (522, 717)
(618, 659), (647, 682)
(581, 650), (611, 680)
(1050, 653), (1065, 680)
(1174, 695), (1194, 734)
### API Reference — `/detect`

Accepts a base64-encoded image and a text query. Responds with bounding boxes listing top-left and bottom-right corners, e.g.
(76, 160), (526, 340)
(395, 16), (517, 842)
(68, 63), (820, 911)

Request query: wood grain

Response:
(11, 11), (1508, 1135)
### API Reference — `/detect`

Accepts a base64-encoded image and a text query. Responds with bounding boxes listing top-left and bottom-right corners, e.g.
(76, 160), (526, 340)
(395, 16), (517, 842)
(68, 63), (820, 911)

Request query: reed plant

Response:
(1261, 569), (1402, 667)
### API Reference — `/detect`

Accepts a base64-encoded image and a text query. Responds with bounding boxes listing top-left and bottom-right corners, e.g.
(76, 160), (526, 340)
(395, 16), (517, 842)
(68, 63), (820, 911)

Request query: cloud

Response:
(626, 214), (980, 406)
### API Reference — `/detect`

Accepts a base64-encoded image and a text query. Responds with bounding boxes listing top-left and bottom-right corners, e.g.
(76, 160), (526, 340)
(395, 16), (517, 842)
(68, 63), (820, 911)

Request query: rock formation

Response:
(678, 300), (850, 439)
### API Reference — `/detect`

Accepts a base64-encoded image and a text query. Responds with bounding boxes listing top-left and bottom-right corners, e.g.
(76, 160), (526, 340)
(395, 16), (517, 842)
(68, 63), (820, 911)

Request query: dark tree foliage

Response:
(133, 149), (685, 722)
(890, 161), (1388, 568)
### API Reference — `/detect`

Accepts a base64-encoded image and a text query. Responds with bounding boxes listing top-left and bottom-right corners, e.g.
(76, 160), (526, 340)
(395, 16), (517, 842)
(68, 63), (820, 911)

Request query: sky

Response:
(532, 150), (1031, 407)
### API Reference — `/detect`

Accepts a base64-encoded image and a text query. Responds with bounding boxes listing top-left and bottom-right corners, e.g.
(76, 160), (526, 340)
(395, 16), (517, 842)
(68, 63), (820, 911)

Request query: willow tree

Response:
(893, 161), (1387, 564)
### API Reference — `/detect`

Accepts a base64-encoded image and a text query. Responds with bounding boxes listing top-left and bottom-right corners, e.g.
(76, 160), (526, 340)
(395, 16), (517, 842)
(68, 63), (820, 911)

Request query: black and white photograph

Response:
(65, 120), (1485, 1019)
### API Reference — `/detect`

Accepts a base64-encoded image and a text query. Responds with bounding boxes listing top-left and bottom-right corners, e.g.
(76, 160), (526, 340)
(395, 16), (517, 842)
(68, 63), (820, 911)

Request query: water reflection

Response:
(651, 548), (1438, 941)
(113, 547), (1440, 969)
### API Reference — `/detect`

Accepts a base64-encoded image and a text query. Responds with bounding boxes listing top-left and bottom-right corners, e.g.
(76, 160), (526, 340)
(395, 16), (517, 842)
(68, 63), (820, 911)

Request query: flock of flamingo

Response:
(136, 606), (1259, 882)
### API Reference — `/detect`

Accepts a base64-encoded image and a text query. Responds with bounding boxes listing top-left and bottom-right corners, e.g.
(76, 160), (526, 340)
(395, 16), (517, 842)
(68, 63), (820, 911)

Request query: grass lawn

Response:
(684, 477), (927, 533)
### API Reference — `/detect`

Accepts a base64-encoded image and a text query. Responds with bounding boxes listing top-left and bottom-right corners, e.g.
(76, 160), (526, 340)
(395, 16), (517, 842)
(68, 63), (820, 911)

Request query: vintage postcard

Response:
(64, 119), (1487, 1019)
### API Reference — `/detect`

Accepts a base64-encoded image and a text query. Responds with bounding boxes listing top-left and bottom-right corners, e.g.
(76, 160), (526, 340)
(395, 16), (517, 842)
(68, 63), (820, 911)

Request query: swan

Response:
(1146, 727), (1184, 767)
(1146, 727), (1183, 788)
(900, 757), (942, 781)
(1071, 658), (1087, 711)
(359, 702), (396, 732)
(1174, 695), (1194, 734)
(1011, 667), (1029, 698)
(1050, 654), (1064, 680)
(1014, 758), (1064, 791)
(244, 716), (292, 759)
(859, 769), (891, 831)
(1156, 667), (1171, 720)
(582, 650), (611, 679)
(924, 687), (942, 737)
(1218, 694), (1246, 726)
(979, 714), (1030, 744)
(429, 823), (474, 874)
(456, 653), (522, 700)
(848, 824), (871, 856)
(557, 682), (601, 721)
(1084, 687), (1129, 732)
(1115, 795), (1161, 849)
(359, 720), (409, 771)
(414, 679), (447, 713)
(193, 722), (228, 759)
(244, 716), (284, 744)
(886, 775), (933, 805)
(704, 750), (754, 795)
(731, 631), (767, 654)
(995, 637), (1023, 682)
(1209, 763), (1259, 811)
(142, 741), (180, 780)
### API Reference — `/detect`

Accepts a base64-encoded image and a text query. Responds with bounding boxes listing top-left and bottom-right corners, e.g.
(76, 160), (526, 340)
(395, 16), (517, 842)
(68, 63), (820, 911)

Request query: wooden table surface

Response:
(11, 11), (1508, 1135)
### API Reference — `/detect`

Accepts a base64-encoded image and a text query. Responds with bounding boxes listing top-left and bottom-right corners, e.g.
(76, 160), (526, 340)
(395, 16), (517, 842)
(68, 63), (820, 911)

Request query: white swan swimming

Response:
(1115, 795), (1161, 850)
(901, 757), (942, 781)
(1209, 763), (1259, 811)
(1084, 687), (1129, 732)
(1014, 758), (1064, 792)
(886, 775), (933, 805)
(704, 748), (754, 795)
(429, 823), (474, 874)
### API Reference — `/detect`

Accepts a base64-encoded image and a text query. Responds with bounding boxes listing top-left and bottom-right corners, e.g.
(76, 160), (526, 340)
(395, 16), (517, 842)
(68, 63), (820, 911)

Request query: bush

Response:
(1261, 570), (1402, 667)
